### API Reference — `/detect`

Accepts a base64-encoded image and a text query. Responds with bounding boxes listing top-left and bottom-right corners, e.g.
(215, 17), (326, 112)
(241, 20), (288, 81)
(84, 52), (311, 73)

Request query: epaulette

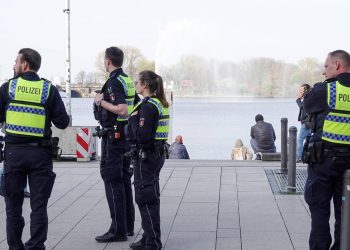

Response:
(41, 77), (52, 83)
(5, 76), (18, 83)
(0, 77), (17, 87)
(142, 96), (150, 103)
(109, 72), (118, 79)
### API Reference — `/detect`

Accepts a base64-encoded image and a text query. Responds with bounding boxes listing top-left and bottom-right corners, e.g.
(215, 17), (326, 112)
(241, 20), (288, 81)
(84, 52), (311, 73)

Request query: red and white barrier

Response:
(76, 127), (97, 161)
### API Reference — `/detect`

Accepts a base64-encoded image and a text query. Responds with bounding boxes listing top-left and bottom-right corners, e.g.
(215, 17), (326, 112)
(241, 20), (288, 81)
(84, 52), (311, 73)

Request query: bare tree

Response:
(297, 57), (323, 84)
(85, 72), (101, 86)
(75, 70), (86, 85)
(95, 52), (109, 82)
(95, 46), (154, 81)
(120, 46), (143, 80)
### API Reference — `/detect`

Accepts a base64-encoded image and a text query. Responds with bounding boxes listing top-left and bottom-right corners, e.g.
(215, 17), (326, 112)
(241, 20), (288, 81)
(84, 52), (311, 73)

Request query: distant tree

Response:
(137, 58), (155, 73)
(75, 70), (86, 85)
(85, 72), (101, 86)
(120, 46), (143, 80)
(297, 57), (323, 84)
(95, 52), (109, 82)
(94, 48), (324, 97)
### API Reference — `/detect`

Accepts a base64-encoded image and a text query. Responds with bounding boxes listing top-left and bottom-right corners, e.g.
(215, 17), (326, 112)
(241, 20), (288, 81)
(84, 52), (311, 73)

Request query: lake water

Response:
(70, 97), (300, 160)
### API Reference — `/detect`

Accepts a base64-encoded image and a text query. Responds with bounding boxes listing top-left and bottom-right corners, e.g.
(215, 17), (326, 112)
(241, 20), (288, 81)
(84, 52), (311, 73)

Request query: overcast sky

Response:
(1, 0), (349, 81)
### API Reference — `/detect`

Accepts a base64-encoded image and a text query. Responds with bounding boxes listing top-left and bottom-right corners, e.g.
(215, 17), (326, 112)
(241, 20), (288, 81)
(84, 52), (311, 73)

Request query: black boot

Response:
(95, 232), (127, 243)
(129, 238), (145, 250)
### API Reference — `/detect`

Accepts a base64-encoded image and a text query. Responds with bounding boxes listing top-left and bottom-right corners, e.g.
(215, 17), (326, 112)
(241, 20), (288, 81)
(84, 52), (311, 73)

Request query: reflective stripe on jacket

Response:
(116, 75), (135, 122)
(322, 81), (350, 144)
(132, 97), (170, 141)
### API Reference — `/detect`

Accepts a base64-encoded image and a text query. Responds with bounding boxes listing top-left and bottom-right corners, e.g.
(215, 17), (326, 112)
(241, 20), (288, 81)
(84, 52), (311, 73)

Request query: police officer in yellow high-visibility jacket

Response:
(304, 50), (350, 250)
(0, 48), (69, 250)
(127, 70), (169, 250)
(93, 47), (139, 243)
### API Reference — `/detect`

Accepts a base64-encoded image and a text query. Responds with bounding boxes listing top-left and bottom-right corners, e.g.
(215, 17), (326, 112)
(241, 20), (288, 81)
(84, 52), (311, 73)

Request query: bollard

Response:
(340, 170), (350, 250)
(287, 126), (297, 193)
(281, 118), (288, 173)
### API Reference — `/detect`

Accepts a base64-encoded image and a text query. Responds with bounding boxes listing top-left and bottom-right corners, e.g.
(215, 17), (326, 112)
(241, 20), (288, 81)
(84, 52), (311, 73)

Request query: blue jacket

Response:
(250, 121), (276, 152)
(169, 142), (190, 159)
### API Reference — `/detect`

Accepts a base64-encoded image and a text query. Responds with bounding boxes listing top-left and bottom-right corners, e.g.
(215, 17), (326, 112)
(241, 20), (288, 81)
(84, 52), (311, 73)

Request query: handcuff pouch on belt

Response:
(302, 136), (324, 164)
(50, 137), (61, 159)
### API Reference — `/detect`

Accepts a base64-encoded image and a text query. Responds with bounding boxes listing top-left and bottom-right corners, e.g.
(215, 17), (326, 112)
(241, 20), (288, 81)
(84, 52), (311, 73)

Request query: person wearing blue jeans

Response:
(296, 84), (312, 162)
(297, 124), (311, 161)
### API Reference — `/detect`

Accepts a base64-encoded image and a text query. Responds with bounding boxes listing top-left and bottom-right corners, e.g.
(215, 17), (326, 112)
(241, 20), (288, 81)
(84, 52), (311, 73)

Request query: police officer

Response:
(127, 70), (169, 250)
(94, 46), (138, 242)
(0, 48), (69, 249)
(303, 49), (350, 250)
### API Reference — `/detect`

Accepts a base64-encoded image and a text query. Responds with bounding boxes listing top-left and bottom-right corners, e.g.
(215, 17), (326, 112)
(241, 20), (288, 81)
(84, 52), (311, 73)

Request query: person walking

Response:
(0, 48), (69, 250)
(296, 83), (312, 162)
(303, 49), (350, 250)
(93, 46), (137, 242)
(127, 70), (169, 250)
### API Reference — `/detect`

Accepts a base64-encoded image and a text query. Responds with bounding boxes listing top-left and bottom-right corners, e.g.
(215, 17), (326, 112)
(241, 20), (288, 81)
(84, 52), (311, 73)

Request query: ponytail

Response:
(139, 70), (169, 108)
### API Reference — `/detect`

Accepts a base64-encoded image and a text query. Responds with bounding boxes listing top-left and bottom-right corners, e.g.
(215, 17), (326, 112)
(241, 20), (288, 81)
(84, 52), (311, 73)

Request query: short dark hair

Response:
(255, 114), (264, 122)
(301, 83), (310, 90)
(329, 50), (350, 68)
(105, 47), (124, 67)
(18, 48), (41, 72)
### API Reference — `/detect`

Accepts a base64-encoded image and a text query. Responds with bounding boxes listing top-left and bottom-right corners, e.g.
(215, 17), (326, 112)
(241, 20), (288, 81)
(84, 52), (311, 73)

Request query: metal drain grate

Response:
(265, 169), (308, 194)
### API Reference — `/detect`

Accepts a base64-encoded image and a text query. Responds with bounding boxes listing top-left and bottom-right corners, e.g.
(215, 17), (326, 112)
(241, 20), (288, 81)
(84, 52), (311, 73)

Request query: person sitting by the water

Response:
(231, 139), (253, 160)
(169, 135), (190, 159)
(250, 114), (276, 160)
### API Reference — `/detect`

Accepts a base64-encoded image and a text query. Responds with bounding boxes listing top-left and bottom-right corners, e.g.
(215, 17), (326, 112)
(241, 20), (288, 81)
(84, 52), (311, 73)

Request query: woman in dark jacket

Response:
(127, 70), (169, 250)
(296, 84), (312, 162)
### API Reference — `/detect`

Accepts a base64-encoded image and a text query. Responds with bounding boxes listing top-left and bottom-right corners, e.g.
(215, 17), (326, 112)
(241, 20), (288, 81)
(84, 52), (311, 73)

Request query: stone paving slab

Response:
(0, 160), (321, 249)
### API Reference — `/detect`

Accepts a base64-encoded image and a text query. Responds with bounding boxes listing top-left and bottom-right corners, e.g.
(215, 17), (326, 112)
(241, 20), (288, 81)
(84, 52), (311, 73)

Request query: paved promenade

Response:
(0, 160), (326, 250)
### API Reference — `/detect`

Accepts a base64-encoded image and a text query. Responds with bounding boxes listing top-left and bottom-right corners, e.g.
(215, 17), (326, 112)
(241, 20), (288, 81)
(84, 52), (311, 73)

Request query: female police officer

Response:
(127, 70), (169, 250)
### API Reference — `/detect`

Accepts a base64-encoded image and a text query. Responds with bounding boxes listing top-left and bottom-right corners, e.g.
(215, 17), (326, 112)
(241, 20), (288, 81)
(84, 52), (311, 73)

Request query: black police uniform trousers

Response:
(3, 144), (55, 250)
(100, 136), (135, 236)
(133, 151), (164, 250)
(123, 147), (135, 234)
(304, 156), (350, 250)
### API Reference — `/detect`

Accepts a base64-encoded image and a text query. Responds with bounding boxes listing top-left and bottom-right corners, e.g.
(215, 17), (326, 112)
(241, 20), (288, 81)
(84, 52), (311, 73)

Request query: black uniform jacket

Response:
(303, 72), (350, 146)
(98, 68), (140, 127)
(296, 98), (312, 129)
(0, 72), (69, 143)
(128, 98), (159, 149)
(250, 121), (276, 151)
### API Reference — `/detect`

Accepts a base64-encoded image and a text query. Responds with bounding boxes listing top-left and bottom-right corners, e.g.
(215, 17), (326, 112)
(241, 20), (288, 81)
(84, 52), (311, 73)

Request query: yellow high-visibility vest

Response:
(131, 97), (170, 141)
(5, 77), (51, 137)
(116, 75), (135, 122)
(322, 81), (350, 144)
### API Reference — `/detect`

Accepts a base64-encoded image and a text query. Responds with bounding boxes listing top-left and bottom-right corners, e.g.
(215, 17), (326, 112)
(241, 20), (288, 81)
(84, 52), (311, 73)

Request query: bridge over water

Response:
(57, 85), (102, 97)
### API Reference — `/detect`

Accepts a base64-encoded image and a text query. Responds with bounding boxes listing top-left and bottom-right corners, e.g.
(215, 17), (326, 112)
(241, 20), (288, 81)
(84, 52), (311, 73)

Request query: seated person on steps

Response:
(169, 135), (190, 159)
(250, 114), (276, 160)
(231, 139), (253, 160)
